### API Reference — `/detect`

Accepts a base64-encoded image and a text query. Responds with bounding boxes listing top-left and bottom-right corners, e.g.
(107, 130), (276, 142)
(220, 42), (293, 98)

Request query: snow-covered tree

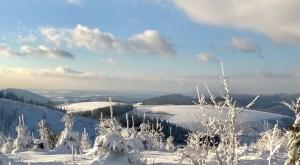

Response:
(181, 62), (259, 165)
(55, 112), (80, 153)
(255, 123), (284, 165)
(12, 114), (32, 153)
(1, 136), (13, 154)
(121, 113), (135, 138)
(135, 113), (163, 150)
(165, 127), (176, 152)
(89, 97), (144, 165)
(38, 119), (50, 149)
(282, 96), (300, 165)
(0, 132), (6, 147)
(81, 128), (91, 151)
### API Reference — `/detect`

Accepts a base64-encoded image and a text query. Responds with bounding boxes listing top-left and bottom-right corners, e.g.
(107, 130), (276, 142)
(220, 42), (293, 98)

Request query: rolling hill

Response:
(1, 88), (53, 105)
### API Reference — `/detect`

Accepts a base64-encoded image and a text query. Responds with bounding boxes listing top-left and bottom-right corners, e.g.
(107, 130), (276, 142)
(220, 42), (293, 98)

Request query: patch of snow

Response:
(60, 101), (123, 112)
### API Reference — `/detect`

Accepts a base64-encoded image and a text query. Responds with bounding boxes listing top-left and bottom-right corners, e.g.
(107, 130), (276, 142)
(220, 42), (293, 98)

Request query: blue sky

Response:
(0, 0), (300, 94)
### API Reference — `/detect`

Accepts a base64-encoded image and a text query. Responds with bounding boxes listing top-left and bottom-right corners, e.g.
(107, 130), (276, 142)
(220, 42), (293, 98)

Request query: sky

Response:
(0, 0), (300, 94)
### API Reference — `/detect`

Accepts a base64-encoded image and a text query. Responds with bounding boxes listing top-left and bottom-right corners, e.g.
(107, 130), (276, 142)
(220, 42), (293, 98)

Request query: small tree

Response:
(91, 97), (144, 165)
(255, 123), (284, 165)
(38, 119), (50, 149)
(165, 127), (175, 152)
(181, 62), (259, 165)
(81, 128), (91, 151)
(55, 112), (80, 153)
(1, 136), (13, 154)
(12, 114), (32, 153)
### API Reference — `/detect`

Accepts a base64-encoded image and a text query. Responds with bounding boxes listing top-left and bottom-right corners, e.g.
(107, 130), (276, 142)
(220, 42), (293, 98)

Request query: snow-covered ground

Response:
(0, 150), (287, 165)
(60, 101), (124, 112)
(135, 105), (292, 130)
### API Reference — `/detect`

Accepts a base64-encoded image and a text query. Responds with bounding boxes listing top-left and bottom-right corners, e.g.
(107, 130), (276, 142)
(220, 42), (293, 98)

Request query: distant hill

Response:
(141, 93), (297, 116)
(1, 88), (53, 105)
(0, 98), (97, 139)
(142, 94), (195, 105)
(232, 94), (297, 116)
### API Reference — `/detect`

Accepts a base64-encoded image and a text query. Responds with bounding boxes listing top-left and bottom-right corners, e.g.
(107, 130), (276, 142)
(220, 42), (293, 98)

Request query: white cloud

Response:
(41, 24), (176, 57)
(0, 44), (21, 57)
(174, 0), (300, 45)
(20, 45), (74, 58)
(0, 66), (97, 79)
(227, 37), (261, 53)
(0, 43), (74, 59)
(128, 30), (176, 57)
(196, 53), (217, 63)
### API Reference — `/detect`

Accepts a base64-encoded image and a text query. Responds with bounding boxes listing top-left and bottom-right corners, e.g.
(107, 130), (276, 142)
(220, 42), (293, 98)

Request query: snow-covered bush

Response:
(1, 136), (13, 154)
(12, 114), (32, 153)
(89, 97), (144, 165)
(254, 123), (284, 165)
(282, 96), (300, 165)
(136, 114), (163, 150)
(55, 112), (80, 154)
(91, 118), (144, 165)
(255, 123), (285, 154)
(181, 62), (259, 165)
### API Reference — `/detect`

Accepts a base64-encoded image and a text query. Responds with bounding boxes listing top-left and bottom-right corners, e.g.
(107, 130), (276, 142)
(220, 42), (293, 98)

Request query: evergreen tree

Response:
(165, 127), (176, 152)
(12, 114), (32, 153)
(81, 127), (91, 151)
(38, 119), (50, 149)
(55, 112), (80, 153)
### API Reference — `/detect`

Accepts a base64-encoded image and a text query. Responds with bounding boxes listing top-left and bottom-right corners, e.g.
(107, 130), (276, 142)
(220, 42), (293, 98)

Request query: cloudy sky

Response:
(0, 0), (300, 94)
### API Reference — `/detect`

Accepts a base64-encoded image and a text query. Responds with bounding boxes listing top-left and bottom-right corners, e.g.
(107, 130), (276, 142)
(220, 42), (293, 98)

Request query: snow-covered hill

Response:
(1, 88), (53, 105)
(135, 105), (293, 133)
(0, 98), (97, 139)
(60, 101), (123, 112)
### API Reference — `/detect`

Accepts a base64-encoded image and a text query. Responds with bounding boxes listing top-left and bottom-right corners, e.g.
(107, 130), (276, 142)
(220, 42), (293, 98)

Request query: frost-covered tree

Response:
(255, 123), (284, 165)
(135, 113), (163, 150)
(181, 62), (259, 165)
(165, 127), (175, 152)
(282, 96), (300, 165)
(81, 128), (91, 151)
(12, 114), (32, 153)
(38, 119), (50, 149)
(121, 114), (135, 139)
(0, 132), (6, 147)
(1, 136), (13, 154)
(90, 97), (144, 165)
(55, 112), (80, 153)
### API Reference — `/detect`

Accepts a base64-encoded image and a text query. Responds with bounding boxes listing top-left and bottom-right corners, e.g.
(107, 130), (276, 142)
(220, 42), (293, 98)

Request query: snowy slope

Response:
(1, 88), (53, 105)
(135, 105), (293, 130)
(60, 101), (123, 112)
(0, 98), (97, 139)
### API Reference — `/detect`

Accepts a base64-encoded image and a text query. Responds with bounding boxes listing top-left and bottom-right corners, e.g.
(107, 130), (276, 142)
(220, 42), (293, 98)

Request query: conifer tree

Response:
(81, 127), (91, 151)
(38, 119), (50, 149)
(12, 114), (32, 153)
